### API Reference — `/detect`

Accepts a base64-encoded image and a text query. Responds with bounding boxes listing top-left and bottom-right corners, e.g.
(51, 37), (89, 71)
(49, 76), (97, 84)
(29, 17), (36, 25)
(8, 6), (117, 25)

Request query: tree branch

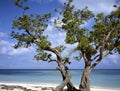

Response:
(45, 47), (63, 62)
(82, 52), (88, 63)
(25, 29), (32, 36)
(91, 54), (99, 61)
(90, 29), (115, 70)
(90, 47), (103, 70)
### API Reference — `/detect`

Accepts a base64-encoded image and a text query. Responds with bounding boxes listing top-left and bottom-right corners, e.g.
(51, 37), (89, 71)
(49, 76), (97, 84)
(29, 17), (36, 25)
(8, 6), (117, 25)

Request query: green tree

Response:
(12, 0), (120, 91)
(58, 0), (120, 91)
(12, 0), (77, 91)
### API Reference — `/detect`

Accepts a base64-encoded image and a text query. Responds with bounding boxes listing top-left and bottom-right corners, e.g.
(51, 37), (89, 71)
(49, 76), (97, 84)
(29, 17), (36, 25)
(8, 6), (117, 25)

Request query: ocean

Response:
(0, 69), (120, 90)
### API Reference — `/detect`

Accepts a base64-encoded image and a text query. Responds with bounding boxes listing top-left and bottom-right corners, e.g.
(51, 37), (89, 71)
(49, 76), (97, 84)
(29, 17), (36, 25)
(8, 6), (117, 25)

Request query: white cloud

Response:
(62, 43), (78, 58)
(46, 25), (66, 47)
(0, 40), (34, 56)
(0, 40), (9, 45)
(58, 0), (117, 14)
(9, 47), (34, 56)
(103, 54), (120, 65)
(0, 32), (5, 37)
(44, 16), (66, 47)
(0, 32), (8, 38)
(1, 47), (7, 54)
(75, 0), (116, 14)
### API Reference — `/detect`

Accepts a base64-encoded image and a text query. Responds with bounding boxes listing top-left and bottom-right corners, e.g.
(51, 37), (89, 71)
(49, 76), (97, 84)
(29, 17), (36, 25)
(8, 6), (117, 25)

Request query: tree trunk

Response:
(57, 64), (77, 91)
(45, 47), (78, 91)
(67, 82), (80, 91)
(79, 66), (91, 91)
(56, 66), (71, 91)
(56, 66), (79, 91)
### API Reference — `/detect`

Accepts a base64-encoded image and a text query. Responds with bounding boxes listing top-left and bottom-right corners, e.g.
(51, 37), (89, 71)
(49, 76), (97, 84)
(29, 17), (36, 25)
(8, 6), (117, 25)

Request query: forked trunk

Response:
(45, 47), (78, 91)
(56, 66), (79, 91)
(79, 66), (91, 91)
(56, 67), (71, 91)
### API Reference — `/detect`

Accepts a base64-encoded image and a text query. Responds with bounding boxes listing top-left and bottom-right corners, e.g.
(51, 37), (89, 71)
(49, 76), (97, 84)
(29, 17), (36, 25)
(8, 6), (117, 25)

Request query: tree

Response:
(59, 0), (120, 91)
(12, 0), (77, 91)
(12, 0), (120, 91)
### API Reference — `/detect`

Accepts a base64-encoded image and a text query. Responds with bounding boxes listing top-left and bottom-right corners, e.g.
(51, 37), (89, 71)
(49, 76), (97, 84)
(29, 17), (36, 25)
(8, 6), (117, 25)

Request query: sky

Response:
(0, 0), (120, 69)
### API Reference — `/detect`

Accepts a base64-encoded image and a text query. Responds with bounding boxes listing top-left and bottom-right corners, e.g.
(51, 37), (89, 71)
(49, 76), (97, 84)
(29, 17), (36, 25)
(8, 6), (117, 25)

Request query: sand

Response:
(0, 82), (119, 91)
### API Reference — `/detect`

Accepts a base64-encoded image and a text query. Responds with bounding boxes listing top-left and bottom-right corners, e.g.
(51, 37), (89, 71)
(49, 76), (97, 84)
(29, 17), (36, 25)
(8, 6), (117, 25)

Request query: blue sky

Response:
(0, 0), (120, 69)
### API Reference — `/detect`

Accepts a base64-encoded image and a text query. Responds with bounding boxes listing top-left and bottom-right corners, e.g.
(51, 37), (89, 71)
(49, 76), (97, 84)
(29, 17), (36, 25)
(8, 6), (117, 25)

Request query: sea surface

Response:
(0, 69), (120, 90)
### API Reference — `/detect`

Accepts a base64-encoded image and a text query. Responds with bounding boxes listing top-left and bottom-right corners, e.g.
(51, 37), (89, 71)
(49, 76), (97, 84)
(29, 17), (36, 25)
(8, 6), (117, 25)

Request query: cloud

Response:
(0, 32), (6, 37)
(44, 16), (66, 47)
(58, 0), (117, 14)
(104, 54), (120, 64)
(0, 40), (9, 46)
(74, 0), (116, 14)
(9, 47), (34, 56)
(62, 43), (78, 58)
(0, 40), (34, 56)
(0, 32), (8, 38)
(95, 54), (120, 69)
(0, 32), (34, 56)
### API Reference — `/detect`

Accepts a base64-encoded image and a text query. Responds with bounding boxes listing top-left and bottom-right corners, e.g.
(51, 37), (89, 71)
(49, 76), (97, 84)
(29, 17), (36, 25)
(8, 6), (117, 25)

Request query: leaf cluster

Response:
(55, 45), (66, 53)
(12, 0), (120, 63)
(35, 36), (51, 50)
(60, 1), (120, 59)
(91, 7), (120, 53)
(60, 1), (94, 45)
(34, 49), (52, 61)
(12, 1), (52, 61)
(14, 0), (30, 11)
(11, 13), (51, 48)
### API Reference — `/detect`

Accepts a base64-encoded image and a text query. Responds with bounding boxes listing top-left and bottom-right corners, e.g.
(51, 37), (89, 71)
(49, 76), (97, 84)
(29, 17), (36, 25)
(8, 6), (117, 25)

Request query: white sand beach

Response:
(0, 82), (119, 91)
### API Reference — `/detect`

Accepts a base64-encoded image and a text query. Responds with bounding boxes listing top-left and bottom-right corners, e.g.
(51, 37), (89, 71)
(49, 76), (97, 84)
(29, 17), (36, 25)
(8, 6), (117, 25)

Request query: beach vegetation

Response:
(58, 0), (120, 91)
(12, 0), (120, 91)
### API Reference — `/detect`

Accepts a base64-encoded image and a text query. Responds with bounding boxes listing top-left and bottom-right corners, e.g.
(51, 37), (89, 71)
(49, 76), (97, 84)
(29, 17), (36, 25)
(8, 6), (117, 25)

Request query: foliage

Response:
(12, 0), (120, 66)
(11, 13), (51, 48)
(12, 0), (53, 61)
(57, 2), (120, 90)
(91, 6), (120, 54)
(12, 0), (120, 90)
(14, 0), (30, 11)
(59, 1), (120, 62)
(12, 0), (67, 63)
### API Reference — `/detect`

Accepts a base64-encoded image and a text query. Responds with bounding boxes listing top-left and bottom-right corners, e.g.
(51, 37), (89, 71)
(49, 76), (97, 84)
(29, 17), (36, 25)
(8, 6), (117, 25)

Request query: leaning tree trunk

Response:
(45, 47), (78, 91)
(56, 61), (78, 91)
(56, 66), (71, 91)
(57, 65), (79, 91)
(56, 65), (80, 91)
(79, 66), (91, 91)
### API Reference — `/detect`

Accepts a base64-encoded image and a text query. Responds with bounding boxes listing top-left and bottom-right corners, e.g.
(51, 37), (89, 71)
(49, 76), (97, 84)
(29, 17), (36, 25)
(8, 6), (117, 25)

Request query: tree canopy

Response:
(11, 0), (120, 91)
(58, 1), (120, 90)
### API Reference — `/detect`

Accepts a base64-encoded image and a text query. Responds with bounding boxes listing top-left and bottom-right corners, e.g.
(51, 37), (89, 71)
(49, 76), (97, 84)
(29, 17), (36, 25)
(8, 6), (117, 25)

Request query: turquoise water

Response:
(0, 69), (120, 89)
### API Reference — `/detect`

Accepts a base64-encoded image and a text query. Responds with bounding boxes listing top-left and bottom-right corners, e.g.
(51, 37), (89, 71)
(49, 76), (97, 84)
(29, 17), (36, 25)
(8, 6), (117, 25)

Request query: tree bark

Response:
(45, 47), (78, 91)
(56, 66), (71, 91)
(56, 65), (79, 91)
(79, 66), (91, 91)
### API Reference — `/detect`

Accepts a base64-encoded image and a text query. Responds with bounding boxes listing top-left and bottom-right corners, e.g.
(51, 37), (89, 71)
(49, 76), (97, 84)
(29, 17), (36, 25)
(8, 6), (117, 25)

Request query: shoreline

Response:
(0, 82), (120, 91)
